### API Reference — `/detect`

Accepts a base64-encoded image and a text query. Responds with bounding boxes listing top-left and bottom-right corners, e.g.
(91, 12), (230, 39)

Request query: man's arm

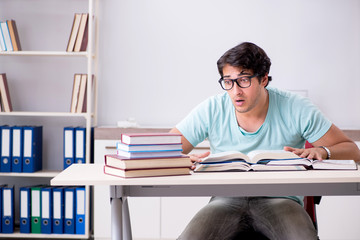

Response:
(284, 124), (360, 162)
(170, 127), (194, 154)
(170, 127), (210, 168)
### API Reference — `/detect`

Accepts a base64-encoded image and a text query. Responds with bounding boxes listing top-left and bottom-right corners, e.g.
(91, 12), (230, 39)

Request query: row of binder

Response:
(63, 127), (86, 169)
(0, 125), (42, 173)
(18, 185), (86, 235)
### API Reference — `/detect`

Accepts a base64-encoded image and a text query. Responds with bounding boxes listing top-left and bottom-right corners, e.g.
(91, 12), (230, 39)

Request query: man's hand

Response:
(189, 151), (210, 169)
(284, 146), (327, 160)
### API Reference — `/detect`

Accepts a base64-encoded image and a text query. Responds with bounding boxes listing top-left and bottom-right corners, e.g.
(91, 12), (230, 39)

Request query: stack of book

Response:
(0, 20), (21, 52)
(66, 13), (88, 52)
(70, 73), (93, 113)
(104, 133), (192, 178)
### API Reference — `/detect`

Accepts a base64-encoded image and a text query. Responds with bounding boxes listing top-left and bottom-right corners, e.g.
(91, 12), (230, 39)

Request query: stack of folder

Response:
(104, 132), (192, 178)
(0, 125), (42, 173)
(19, 185), (86, 235)
(63, 127), (88, 169)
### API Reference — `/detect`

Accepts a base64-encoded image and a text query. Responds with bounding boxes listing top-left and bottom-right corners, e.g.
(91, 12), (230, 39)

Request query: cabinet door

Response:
(94, 139), (161, 239)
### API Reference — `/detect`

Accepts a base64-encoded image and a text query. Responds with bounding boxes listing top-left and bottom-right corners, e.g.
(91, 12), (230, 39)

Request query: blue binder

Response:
(64, 187), (75, 234)
(11, 126), (23, 172)
(2, 185), (14, 233)
(64, 127), (75, 169)
(19, 186), (31, 233)
(23, 126), (43, 173)
(1, 126), (12, 172)
(52, 187), (64, 234)
(75, 127), (86, 164)
(75, 186), (86, 234)
(41, 186), (53, 234)
(0, 184), (7, 233)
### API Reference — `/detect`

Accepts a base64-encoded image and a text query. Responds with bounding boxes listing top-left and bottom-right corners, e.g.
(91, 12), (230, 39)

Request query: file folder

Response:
(23, 126), (43, 173)
(64, 187), (75, 234)
(19, 186), (31, 233)
(64, 127), (75, 169)
(2, 185), (14, 233)
(11, 126), (23, 172)
(31, 186), (42, 233)
(75, 187), (86, 234)
(1, 126), (12, 172)
(0, 184), (7, 233)
(41, 186), (53, 234)
(75, 127), (86, 164)
(52, 187), (64, 234)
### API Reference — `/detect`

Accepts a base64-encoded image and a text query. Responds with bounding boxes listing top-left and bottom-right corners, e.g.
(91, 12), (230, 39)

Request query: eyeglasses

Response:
(218, 74), (258, 90)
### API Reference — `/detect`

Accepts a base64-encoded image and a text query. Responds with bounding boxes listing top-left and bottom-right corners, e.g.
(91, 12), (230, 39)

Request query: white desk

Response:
(51, 164), (360, 240)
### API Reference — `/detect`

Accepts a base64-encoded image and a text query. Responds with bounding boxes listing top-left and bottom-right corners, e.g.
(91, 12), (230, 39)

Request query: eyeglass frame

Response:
(218, 74), (259, 90)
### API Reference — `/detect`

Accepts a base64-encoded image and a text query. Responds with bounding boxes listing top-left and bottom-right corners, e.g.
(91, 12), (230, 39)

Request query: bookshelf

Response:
(0, 0), (98, 239)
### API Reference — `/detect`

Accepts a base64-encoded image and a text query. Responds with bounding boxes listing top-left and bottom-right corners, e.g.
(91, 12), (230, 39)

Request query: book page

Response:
(201, 151), (249, 163)
(247, 150), (302, 164)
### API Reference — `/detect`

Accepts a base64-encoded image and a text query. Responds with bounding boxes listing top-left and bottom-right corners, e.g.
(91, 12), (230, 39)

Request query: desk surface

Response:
(51, 164), (360, 186)
(51, 164), (360, 197)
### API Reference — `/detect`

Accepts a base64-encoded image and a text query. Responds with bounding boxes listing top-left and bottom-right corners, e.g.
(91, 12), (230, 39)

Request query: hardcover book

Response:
(6, 20), (21, 51)
(105, 154), (192, 170)
(121, 132), (182, 145)
(0, 73), (13, 112)
(104, 165), (191, 178)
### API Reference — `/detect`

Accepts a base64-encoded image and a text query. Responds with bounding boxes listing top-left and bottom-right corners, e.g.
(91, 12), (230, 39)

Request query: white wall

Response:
(98, 0), (360, 129)
(1, 0), (360, 239)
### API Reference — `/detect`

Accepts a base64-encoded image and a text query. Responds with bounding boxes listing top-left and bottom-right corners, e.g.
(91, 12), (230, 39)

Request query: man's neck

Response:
(235, 89), (269, 133)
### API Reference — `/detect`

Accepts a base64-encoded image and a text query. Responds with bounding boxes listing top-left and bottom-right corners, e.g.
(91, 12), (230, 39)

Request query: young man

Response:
(170, 42), (360, 239)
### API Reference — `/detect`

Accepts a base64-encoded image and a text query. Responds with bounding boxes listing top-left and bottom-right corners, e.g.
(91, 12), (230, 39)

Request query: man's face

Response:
(222, 64), (266, 115)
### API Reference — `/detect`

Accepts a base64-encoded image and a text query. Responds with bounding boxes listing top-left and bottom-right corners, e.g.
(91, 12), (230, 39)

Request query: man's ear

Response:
(260, 73), (269, 87)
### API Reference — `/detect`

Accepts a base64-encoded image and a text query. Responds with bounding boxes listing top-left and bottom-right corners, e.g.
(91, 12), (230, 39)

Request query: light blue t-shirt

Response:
(176, 87), (332, 205)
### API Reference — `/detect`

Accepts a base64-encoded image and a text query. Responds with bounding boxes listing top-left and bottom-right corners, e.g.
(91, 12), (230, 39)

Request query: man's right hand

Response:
(189, 151), (210, 169)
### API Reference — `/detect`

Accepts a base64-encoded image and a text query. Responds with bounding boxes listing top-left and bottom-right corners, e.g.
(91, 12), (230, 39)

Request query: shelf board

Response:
(0, 51), (88, 57)
(0, 170), (60, 178)
(0, 230), (89, 239)
(0, 111), (91, 117)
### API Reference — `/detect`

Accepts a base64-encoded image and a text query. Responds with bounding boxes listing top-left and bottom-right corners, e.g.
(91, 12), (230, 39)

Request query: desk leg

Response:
(110, 186), (133, 240)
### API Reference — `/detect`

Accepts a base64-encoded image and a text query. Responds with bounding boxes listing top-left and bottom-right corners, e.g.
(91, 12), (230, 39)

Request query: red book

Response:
(121, 133), (182, 145)
(104, 165), (191, 178)
(105, 154), (192, 170)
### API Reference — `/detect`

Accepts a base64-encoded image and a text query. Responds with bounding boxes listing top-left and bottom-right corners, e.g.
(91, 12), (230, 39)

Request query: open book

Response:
(194, 150), (358, 172)
(267, 159), (358, 170)
(200, 150), (302, 164)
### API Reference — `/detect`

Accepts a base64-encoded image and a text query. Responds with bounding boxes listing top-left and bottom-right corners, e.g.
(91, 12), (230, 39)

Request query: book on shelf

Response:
(70, 73), (93, 113)
(76, 74), (87, 113)
(0, 73), (13, 112)
(66, 13), (82, 52)
(0, 21), (13, 51)
(74, 13), (88, 52)
(105, 154), (192, 170)
(116, 142), (183, 152)
(121, 132), (182, 145)
(0, 25), (5, 51)
(104, 164), (191, 178)
(6, 20), (21, 51)
(70, 74), (82, 113)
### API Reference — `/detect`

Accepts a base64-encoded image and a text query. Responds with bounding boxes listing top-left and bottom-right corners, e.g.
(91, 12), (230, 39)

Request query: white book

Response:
(0, 22), (13, 51)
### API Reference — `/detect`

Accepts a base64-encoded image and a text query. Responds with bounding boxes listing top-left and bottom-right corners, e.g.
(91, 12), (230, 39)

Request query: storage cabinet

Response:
(0, 0), (98, 238)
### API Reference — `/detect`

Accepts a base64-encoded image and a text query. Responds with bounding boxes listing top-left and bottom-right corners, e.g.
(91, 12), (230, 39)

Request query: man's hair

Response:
(217, 42), (272, 85)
